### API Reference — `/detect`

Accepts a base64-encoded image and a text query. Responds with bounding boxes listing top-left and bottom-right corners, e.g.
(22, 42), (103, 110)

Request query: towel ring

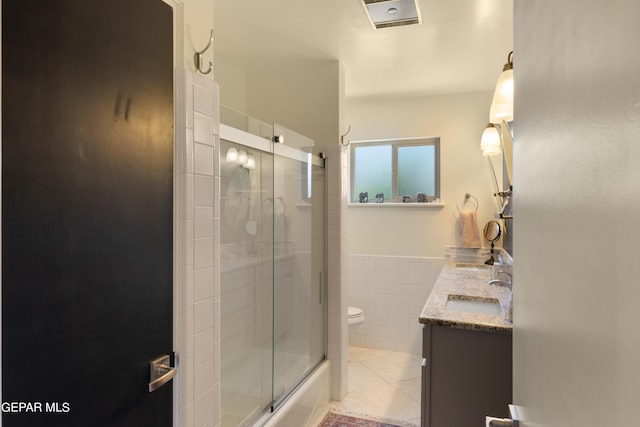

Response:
(457, 192), (479, 213)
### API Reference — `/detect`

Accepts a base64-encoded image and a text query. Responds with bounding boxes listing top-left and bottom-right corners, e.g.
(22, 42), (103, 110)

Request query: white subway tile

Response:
(211, 83), (220, 137)
(194, 143), (214, 176)
(213, 177), (220, 219)
(194, 298), (214, 334)
(213, 299), (220, 344)
(211, 386), (220, 426)
(194, 267), (214, 301)
(194, 175), (214, 207)
(186, 311), (195, 359)
(185, 85), (194, 131)
(185, 174), (194, 220)
(194, 329), (214, 365)
(213, 341), (220, 385)
(194, 112), (214, 146)
(194, 357), (214, 399)
(193, 84), (214, 117)
(185, 220), (194, 267)
(194, 237), (214, 270)
(184, 402), (195, 427)
(184, 264), (194, 311)
(193, 72), (215, 91)
(194, 389), (214, 427)
(194, 207), (214, 238)
(186, 128), (194, 174)
(183, 356), (194, 404)
(213, 135), (221, 177)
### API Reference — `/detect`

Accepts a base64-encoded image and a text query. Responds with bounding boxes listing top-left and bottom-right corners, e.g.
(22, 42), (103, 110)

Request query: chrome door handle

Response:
(486, 417), (518, 427)
(486, 404), (520, 427)
(149, 354), (176, 392)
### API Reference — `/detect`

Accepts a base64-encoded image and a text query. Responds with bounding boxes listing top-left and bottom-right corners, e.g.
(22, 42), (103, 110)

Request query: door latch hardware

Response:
(149, 354), (176, 392)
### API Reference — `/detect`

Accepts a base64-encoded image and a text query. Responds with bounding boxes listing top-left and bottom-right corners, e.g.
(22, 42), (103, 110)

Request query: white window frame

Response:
(349, 136), (441, 203)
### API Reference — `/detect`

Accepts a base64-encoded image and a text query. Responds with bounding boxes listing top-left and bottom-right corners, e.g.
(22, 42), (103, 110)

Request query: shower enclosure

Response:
(219, 114), (326, 426)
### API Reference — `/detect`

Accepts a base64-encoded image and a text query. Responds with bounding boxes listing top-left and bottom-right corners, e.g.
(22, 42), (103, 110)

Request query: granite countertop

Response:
(419, 264), (513, 334)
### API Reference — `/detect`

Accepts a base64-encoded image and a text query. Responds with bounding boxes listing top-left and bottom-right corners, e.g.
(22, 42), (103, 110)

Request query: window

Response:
(350, 137), (440, 203)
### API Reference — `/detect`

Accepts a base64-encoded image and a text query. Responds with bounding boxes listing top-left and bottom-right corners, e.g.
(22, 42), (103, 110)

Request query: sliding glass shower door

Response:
(220, 136), (274, 426)
(272, 126), (326, 407)
(219, 120), (326, 427)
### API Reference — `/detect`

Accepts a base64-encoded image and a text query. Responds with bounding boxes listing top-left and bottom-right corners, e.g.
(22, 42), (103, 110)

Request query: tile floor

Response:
(327, 346), (422, 426)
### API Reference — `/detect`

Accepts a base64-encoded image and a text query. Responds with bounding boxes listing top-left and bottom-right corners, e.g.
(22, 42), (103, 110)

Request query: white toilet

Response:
(347, 306), (364, 326)
(348, 306), (364, 352)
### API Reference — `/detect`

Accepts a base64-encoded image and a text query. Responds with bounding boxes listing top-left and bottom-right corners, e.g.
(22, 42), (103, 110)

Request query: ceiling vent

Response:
(361, 0), (422, 29)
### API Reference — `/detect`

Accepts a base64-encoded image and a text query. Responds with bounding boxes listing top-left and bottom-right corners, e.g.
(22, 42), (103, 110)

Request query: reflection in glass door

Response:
(219, 123), (326, 426)
(220, 138), (274, 426)
(272, 137), (326, 408)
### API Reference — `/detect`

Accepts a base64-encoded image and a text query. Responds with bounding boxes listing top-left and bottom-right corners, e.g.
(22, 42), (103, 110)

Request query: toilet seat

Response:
(347, 306), (364, 325)
(348, 306), (362, 317)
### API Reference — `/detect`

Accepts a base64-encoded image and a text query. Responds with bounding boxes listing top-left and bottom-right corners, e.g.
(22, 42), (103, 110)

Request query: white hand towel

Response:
(458, 210), (481, 247)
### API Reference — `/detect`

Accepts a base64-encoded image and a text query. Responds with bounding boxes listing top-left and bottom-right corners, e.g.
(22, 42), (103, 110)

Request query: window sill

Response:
(348, 202), (445, 209)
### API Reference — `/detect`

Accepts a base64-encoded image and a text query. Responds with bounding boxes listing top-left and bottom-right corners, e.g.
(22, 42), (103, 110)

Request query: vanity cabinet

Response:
(421, 324), (512, 427)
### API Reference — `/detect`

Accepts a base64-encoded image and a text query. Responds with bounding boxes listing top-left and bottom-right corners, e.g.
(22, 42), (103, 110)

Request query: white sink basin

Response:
(446, 295), (502, 316)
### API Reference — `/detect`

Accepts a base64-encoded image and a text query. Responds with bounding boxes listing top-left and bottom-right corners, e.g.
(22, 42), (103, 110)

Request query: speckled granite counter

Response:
(419, 264), (513, 334)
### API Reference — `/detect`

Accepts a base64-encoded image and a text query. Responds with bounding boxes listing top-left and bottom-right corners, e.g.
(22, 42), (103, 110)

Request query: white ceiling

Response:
(213, 0), (513, 99)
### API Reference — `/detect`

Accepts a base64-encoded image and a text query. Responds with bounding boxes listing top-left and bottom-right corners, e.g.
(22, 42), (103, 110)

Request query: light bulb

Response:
(226, 147), (238, 163)
(243, 155), (256, 170)
(481, 124), (502, 157)
(237, 150), (248, 166)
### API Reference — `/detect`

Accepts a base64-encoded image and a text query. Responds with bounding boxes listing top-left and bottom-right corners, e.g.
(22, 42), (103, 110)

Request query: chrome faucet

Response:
(488, 271), (513, 322)
(488, 271), (512, 289)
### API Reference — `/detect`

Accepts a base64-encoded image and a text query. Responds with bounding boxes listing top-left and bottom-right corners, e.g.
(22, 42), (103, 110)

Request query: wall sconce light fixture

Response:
(226, 147), (239, 163)
(481, 123), (502, 156)
(243, 154), (256, 170)
(226, 147), (255, 169)
(237, 150), (248, 166)
(489, 51), (514, 124)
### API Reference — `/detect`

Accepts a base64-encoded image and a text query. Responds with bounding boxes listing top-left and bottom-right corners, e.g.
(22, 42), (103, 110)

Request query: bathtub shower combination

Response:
(219, 116), (327, 426)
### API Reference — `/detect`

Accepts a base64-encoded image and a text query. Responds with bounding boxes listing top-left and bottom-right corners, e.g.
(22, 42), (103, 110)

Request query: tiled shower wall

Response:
(175, 68), (347, 424)
(325, 144), (349, 400)
(347, 254), (444, 355)
(175, 68), (221, 427)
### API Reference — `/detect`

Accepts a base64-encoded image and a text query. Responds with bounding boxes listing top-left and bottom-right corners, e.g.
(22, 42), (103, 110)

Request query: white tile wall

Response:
(176, 67), (220, 427)
(347, 255), (444, 355)
(194, 143), (215, 176)
(325, 144), (349, 401)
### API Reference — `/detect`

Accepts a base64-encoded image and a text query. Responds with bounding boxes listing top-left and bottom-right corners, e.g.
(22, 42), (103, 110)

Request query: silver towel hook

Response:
(340, 125), (352, 146)
(194, 30), (214, 75)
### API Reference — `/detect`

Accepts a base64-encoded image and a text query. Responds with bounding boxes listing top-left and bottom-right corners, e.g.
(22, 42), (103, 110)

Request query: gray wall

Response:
(215, 56), (342, 152)
(513, 1), (640, 425)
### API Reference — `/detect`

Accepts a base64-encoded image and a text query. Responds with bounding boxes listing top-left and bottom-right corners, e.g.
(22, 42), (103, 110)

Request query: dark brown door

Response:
(2, 0), (174, 425)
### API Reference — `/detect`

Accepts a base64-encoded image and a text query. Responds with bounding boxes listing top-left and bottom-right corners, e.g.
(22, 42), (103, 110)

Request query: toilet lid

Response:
(348, 306), (363, 318)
